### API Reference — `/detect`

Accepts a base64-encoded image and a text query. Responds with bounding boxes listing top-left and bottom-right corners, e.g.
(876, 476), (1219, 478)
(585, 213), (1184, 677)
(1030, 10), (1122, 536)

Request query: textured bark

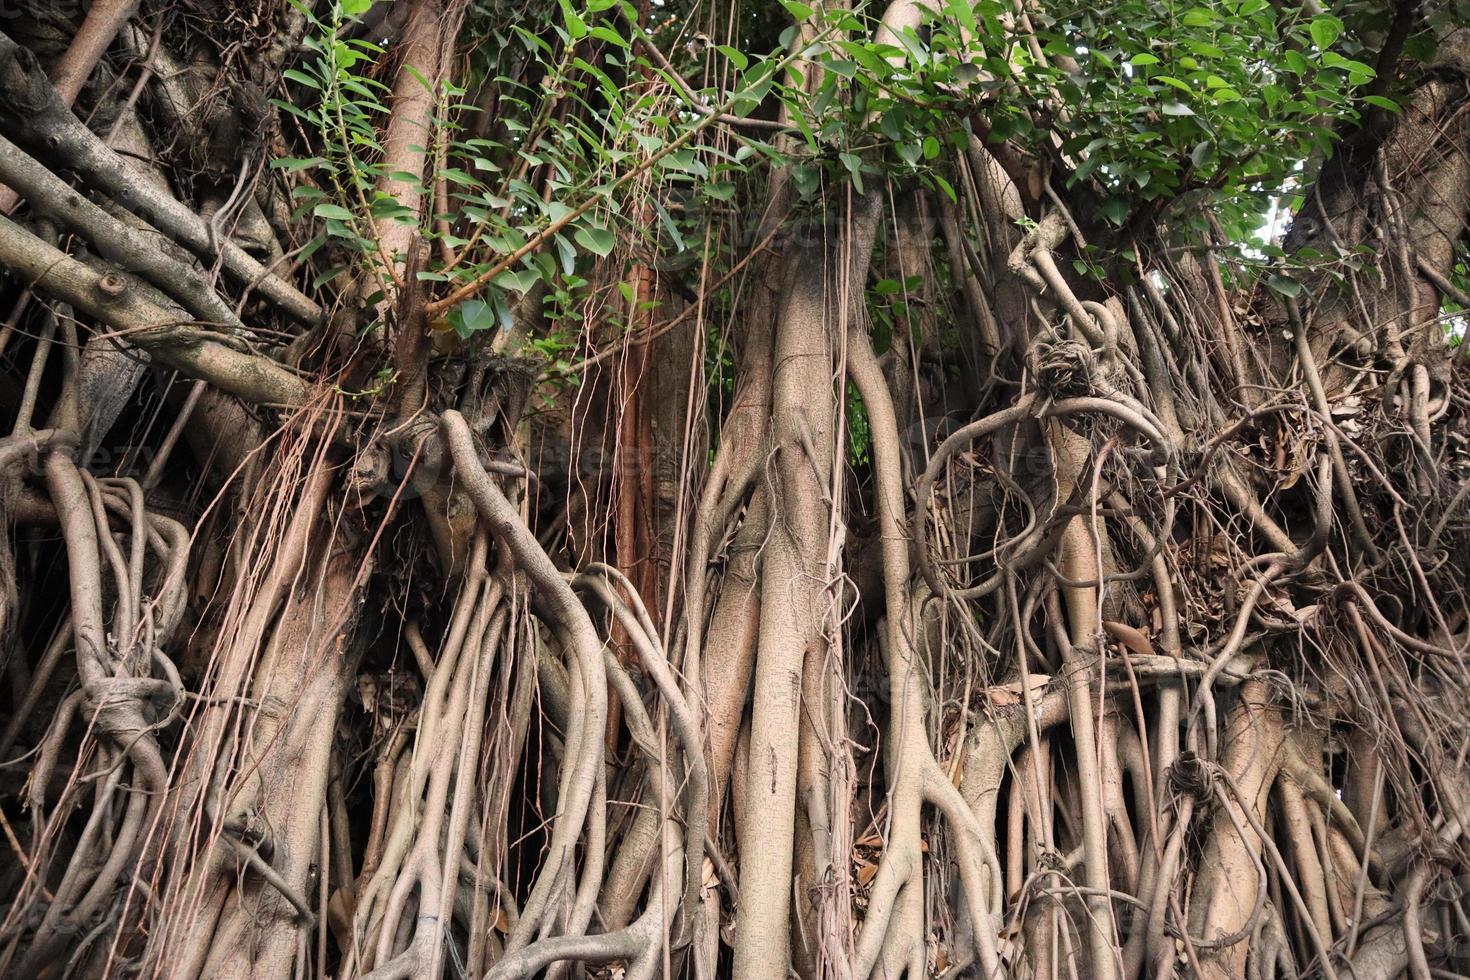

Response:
(1, 6), (1468, 980)
(731, 257), (836, 979)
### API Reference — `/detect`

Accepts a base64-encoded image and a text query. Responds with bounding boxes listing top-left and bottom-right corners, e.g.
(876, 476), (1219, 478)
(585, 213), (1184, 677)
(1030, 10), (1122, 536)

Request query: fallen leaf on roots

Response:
(984, 674), (1052, 707)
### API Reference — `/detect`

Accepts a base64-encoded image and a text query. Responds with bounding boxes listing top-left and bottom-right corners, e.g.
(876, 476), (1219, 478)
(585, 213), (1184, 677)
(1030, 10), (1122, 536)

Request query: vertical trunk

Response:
(193, 551), (367, 979)
(1189, 679), (1285, 980)
(732, 257), (835, 980)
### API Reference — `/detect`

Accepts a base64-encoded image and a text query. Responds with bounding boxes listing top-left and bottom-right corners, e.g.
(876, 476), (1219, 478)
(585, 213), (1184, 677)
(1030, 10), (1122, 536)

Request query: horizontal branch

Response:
(0, 135), (243, 330)
(0, 31), (321, 325)
(0, 215), (310, 409)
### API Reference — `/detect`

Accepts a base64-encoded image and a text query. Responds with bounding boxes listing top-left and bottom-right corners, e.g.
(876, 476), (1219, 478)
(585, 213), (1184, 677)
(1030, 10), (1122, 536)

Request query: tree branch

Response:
(0, 31), (321, 324)
(0, 214), (309, 408)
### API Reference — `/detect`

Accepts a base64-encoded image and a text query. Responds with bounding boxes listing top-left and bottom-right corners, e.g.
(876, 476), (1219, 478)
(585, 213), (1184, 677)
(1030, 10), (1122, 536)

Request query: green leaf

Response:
(588, 25), (627, 47)
(838, 152), (864, 194)
(495, 268), (542, 293)
(558, 0), (587, 40)
(717, 45), (749, 70)
(453, 299), (497, 338)
(272, 156), (327, 172)
(1129, 53), (1160, 67)
(660, 148), (708, 178)
(1325, 53), (1377, 83)
(555, 234), (577, 275)
(574, 224), (615, 256)
(1362, 95), (1400, 112)
(1267, 274), (1302, 297)
(929, 173), (957, 204)
(1309, 15), (1343, 51)
(780, 0), (814, 20)
(1161, 101), (1194, 116)
(652, 197), (685, 251)
(701, 181), (736, 201)
(282, 68), (320, 89)
(313, 203), (355, 221)
(792, 163), (821, 197)
(946, 0), (977, 34)
(1072, 153), (1102, 184)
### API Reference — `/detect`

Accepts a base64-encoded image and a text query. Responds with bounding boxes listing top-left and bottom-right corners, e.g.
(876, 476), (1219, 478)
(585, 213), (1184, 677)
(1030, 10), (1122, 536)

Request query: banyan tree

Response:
(0, 0), (1468, 977)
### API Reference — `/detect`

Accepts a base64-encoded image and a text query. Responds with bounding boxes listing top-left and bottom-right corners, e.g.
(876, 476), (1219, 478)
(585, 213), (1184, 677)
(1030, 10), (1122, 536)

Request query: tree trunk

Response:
(0, 4), (1468, 980)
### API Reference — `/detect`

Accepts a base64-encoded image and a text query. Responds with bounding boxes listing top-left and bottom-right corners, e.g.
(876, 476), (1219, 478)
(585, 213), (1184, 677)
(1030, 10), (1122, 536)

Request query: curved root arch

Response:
(0, 3), (1467, 980)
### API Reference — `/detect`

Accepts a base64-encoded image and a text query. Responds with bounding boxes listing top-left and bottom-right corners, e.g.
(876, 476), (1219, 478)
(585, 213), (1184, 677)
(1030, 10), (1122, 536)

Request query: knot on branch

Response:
(95, 273), (127, 300)
(474, 355), (541, 439)
(1167, 751), (1216, 798)
(1037, 848), (1068, 872)
(0, 37), (51, 119)
(80, 674), (177, 734)
(1028, 335), (1115, 399)
(222, 812), (273, 858)
(348, 444), (392, 501)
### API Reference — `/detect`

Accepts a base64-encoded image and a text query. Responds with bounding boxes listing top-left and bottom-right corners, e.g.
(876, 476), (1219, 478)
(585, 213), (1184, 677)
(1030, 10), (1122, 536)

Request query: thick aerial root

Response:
(1, 9), (1468, 979)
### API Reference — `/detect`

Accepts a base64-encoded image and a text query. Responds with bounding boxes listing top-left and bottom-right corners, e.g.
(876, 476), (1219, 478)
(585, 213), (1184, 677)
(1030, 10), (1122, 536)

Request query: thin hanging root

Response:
(349, 538), (492, 967)
(846, 322), (1004, 980)
(574, 565), (707, 943)
(1, 450), (186, 977)
(442, 410), (611, 953)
